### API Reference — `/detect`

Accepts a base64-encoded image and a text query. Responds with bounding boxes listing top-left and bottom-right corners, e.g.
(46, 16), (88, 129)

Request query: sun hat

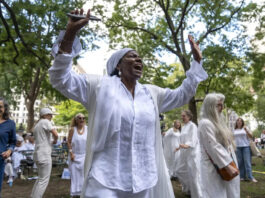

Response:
(40, 107), (55, 116)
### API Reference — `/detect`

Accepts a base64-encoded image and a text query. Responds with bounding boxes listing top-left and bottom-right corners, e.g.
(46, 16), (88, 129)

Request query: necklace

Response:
(77, 126), (84, 135)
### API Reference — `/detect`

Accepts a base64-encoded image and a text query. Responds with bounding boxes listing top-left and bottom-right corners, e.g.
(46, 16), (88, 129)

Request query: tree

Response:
(92, 0), (253, 123)
(53, 100), (88, 127)
(0, 0), (99, 131)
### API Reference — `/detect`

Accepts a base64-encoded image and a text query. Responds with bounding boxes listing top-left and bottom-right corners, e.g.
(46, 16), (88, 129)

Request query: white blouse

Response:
(233, 128), (250, 147)
(48, 33), (208, 193)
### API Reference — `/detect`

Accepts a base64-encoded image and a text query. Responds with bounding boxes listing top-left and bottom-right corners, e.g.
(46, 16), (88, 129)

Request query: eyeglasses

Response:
(77, 117), (85, 120)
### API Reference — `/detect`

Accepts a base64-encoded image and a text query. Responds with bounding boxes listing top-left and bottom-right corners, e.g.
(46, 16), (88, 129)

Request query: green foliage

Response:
(0, 0), (100, 129)
(53, 99), (88, 127)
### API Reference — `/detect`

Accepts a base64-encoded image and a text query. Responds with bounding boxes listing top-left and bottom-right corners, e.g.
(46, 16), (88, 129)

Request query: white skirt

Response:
(69, 153), (86, 196)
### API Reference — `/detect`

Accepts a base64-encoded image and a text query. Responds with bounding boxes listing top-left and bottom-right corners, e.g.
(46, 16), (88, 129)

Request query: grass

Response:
(2, 153), (265, 197)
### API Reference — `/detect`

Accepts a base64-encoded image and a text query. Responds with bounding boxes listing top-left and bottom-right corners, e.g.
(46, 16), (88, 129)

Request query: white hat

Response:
(16, 135), (23, 142)
(106, 48), (134, 75)
(40, 107), (55, 116)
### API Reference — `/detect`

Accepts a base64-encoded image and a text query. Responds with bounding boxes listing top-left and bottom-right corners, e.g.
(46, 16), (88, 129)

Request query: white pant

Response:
(31, 158), (52, 198)
(84, 175), (150, 198)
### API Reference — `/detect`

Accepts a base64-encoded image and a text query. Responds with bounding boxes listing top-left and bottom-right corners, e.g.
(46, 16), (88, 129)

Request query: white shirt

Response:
(49, 39), (208, 193)
(33, 119), (54, 161)
(233, 128), (250, 147)
(91, 81), (156, 192)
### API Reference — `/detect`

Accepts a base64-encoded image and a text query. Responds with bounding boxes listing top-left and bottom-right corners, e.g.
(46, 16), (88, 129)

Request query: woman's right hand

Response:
(224, 164), (239, 177)
(66, 9), (90, 35)
(70, 152), (75, 161)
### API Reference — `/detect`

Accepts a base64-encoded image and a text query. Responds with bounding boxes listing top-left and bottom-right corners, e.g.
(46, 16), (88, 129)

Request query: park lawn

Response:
(2, 155), (265, 197)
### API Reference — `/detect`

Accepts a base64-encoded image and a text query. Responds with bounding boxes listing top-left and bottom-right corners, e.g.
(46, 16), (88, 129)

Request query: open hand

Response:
(188, 35), (202, 63)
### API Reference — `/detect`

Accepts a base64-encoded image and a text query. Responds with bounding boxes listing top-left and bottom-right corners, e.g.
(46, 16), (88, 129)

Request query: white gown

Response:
(198, 119), (240, 198)
(175, 121), (202, 198)
(69, 126), (87, 196)
(163, 128), (180, 177)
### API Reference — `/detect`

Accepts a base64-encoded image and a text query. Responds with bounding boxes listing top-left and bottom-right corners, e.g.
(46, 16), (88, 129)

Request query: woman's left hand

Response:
(188, 35), (202, 63)
(180, 144), (189, 149)
(1, 149), (12, 159)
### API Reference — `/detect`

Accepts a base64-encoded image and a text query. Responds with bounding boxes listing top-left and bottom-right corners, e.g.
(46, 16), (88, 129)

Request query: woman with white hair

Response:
(198, 93), (240, 198)
(68, 113), (87, 197)
(48, 9), (208, 198)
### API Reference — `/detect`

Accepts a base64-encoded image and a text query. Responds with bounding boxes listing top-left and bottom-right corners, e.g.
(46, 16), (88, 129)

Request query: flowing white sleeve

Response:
(49, 31), (101, 108)
(160, 61), (208, 113)
(199, 119), (232, 169)
(184, 123), (198, 148)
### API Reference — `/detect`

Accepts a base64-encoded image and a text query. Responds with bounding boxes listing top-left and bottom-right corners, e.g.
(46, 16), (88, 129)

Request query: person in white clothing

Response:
(198, 93), (240, 198)
(233, 117), (257, 182)
(31, 108), (58, 198)
(175, 110), (202, 198)
(48, 9), (208, 198)
(163, 120), (181, 178)
(24, 135), (35, 151)
(11, 135), (27, 178)
(68, 113), (87, 197)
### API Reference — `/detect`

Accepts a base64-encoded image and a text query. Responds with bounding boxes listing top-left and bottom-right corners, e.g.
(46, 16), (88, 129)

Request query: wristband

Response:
(69, 149), (73, 153)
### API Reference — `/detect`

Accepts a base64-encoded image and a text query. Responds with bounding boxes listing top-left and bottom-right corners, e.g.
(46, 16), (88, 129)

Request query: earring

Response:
(118, 70), (122, 76)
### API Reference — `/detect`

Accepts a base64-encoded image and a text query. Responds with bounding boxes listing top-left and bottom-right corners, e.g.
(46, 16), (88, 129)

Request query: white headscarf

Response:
(92, 48), (134, 152)
(106, 48), (134, 75)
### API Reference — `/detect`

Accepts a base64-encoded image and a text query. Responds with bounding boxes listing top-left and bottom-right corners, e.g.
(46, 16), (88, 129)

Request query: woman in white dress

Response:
(198, 93), (240, 198)
(49, 8), (208, 198)
(163, 120), (181, 178)
(175, 110), (202, 198)
(68, 113), (87, 197)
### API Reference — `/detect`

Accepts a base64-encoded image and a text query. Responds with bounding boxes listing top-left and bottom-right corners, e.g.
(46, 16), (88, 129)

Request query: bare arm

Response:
(50, 129), (58, 144)
(244, 126), (253, 139)
(67, 128), (74, 150)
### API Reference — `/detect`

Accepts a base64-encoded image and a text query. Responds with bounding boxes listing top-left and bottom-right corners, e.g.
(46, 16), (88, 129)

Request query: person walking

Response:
(68, 113), (87, 197)
(163, 120), (181, 178)
(234, 117), (257, 182)
(198, 93), (240, 198)
(31, 107), (58, 198)
(175, 110), (202, 198)
(0, 97), (16, 196)
(49, 9), (208, 198)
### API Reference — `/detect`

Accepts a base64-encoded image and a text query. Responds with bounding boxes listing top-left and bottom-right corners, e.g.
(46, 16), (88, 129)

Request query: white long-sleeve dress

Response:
(69, 126), (87, 196)
(175, 121), (202, 198)
(198, 119), (240, 198)
(163, 128), (180, 177)
(49, 31), (208, 198)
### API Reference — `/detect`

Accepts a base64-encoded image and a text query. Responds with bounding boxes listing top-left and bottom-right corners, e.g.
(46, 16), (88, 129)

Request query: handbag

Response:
(216, 160), (239, 181)
(249, 140), (261, 157)
(205, 149), (239, 181)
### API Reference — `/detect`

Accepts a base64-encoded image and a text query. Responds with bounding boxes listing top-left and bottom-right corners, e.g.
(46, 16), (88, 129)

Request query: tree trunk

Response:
(26, 98), (35, 132)
(188, 97), (198, 125)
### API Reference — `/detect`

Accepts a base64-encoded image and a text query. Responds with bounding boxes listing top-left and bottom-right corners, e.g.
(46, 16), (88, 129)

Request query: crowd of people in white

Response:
(4, 134), (35, 185)
(162, 99), (258, 198)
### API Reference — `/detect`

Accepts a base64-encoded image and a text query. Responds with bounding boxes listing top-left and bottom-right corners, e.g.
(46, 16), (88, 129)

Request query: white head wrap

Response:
(106, 48), (134, 75)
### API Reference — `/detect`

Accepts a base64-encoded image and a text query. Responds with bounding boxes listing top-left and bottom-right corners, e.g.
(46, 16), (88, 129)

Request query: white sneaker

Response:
(251, 178), (258, 183)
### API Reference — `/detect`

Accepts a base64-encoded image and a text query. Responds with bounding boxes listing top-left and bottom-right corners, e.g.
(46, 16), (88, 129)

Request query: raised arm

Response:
(49, 9), (101, 107)
(160, 36), (208, 113)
